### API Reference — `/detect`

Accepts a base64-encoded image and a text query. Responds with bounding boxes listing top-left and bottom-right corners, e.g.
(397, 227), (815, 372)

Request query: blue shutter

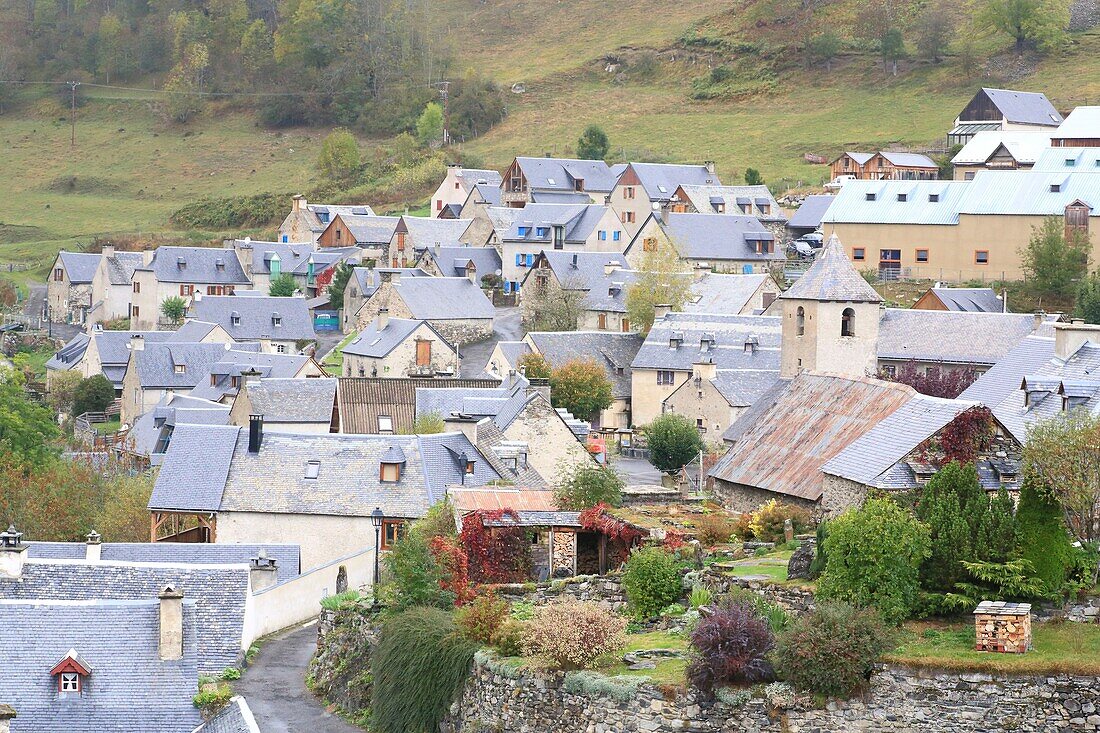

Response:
(281, 235), (288, 243)
(526, 254), (535, 266)
(742, 264), (753, 274)
(613, 231), (621, 242)
(598, 230), (606, 241)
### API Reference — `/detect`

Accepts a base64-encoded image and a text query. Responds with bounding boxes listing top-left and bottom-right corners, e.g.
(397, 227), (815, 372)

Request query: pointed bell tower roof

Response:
(780, 235), (883, 303)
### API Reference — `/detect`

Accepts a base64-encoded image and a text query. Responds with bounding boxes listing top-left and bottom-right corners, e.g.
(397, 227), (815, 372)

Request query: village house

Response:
(47, 248), (145, 326)
(278, 195), (375, 244)
(353, 274), (495, 345)
(187, 351), (325, 406)
(948, 87), (1063, 147)
(414, 244), (502, 285)
(829, 152), (939, 181)
(342, 310), (459, 378)
(335, 377), (499, 434)
(950, 130), (1052, 179)
(662, 357), (780, 441)
(459, 180), (504, 218)
(682, 272), (782, 315)
(822, 171), (1100, 281)
(630, 310), (781, 426)
(669, 184), (787, 238)
(341, 267), (429, 331)
(431, 165), (503, 215)
(499, 156), (624, 208)
(187, 294), (316, 354)
(624, 212), (783, 274)
(316, 214), (400, 258)
(461, 204), (523, 251)
(229, 377), (337, 434)
(499, 203), (626, 293)
(608, 162), (721, 236)
(519, 251), (632, 330)
(1050, 106), (1100, 147)
(227, 238), (361, 296)
(90, 246), (148, 324)
(385, 216), (473, 268)
(122, 393), (232, 466)
(129, 247), (251, 330)
(148, 423), (501, 569)
(913, 286), (1005, 312)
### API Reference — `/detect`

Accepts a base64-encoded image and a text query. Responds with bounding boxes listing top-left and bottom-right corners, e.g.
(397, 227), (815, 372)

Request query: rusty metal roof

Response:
(449, 488), (559, 513)
(708, 373), (916, 501)
(336, 377), (499, 434)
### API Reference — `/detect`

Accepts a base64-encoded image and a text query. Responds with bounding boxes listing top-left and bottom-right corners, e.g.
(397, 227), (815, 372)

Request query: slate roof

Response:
(336, 377), (500, 434)
(338, 215), (400, 246)
(196, 696), (260, 733)
(132, 343), (253, 389)
(529, 191), (596, 205)
(149, 424), (241, 512)
(787, 195), (835, 229)
(104, 251), (146, 285)
(974, 88), (1063, 126)
(416, 379), (533, 431)
(709, 369), (783, 408)
(455, 168), (503, 188)
(473, 418), (548, 488)
(241, 242), (312, 276)
(780, 235), (883, 303)
(125, 393), (231, 460)
(527, 331), (643, 399)
(502, 203), (611, 244)
(343, 318), (454, 359)
(141, 247), (250, 285)
(57, 251), (102, 283)
(1032, 147), (1100, 171)
(709, 373), (917, 501)
(514, 157), (621, 194)
(391, 277), (495, 320)
(0, 598), (202, 733)
(951, 130), (1052, 165)
(0, 560), (249, 674)
(490, 341), (531, 374)
(530, 250), (630, 290)
(189, 295), (316, 341)
(174, 320), (222, 342)
(877, 309), (1044, 365)
(676, 184), (782, 221)
(239, 378), (337, 424)
(1054, 106), (1100, 139)
(628, 163), (721, 202)
(420, 245), (502, 277)
(401, 216), (473, 250)
(925, 287), (1005, 313)
(683, 273), (770, 315)
(188, 351), (311, 402)
(351, 267), (429, 300)
(631, 312), (781, 373)
(469, 182), (502, 206)
(45, 332), (90, 371)
(25, 542), (300, 579)
(653, 213), (779, 262)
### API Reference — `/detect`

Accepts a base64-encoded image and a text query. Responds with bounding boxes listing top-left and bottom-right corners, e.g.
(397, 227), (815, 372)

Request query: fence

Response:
(866, 265), (1011, 285)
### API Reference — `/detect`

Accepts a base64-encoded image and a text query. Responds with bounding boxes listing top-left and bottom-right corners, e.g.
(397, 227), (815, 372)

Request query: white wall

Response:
(217, 511), (379, 570)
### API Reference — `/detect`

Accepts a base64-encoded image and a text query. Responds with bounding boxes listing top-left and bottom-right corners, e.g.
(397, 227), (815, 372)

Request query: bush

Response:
(72, 374), (115, 417)
(687, 602), (775, 695)
(694, 513), (739, 546)
(372, 607), (479, 733)
(719, 587), (790, 633)
(192, 684), (233, 714)
(220, 667), (241, 681)
(382, 528), (454, 611)
(817, 498), (931, 625)
(555, 463), (624, 510)
(774, 602), (891, 699)
(562, 671), (647, 702)
(644, 413), (706, 473)
(170, 192), (284, 229)
(490, 618), (527, 656)
(320, 590), (362, 611)
(417, 496), (457, 539)
(622, 546), (683, 618)
(1015, 479), (1074, 595)
(689, 585), (712, 609)
(748, 500), (812, 543)
(523, 599), (626, 669)
(509, 600), (536, 620)
(456, 592), (510, 644)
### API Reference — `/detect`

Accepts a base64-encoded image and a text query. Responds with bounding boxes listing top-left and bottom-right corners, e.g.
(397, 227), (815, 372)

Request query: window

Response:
(174, 364), (186, 374)
(598, 230), (607, 241)
(897, 193), (907, 202)
(598, 313), (607, 330)
(714, 203), (725, 214)
(796, 306), (805, 336)
(621, 211), (635, 224)
(282, 235), (289, 243)
(865, 193), (876, 201)
(131, 305), (139, 318)
(852, 248), (865, 261)
(518, 226), (530, 236)
(379, 461), (401, 482)
(642, 237), (658, 252)
(915, 249), (929, 263)
(624, 186), (635, 200)
(54, 268), (64, 281)
(1050, 183), (1061, 193)
(696, 418), (705, 431)
(760, 203), (771, 215)
(276, 344), (287, 353)
(416, 339), (431, 367)
(464, 460), (476, 475)
(882, 364), (897, 378)
(272, 316), (282, 327)
(381, 519), (407, 549)
(133, 281), (140, 293)
(533, 227), (547, 237)
(841, 307), (855, 337)
(304, 460), (320, 479)
(613, 231), (621, 242)
(975, 250), (989, 264)
(180, 284), (194, 296)
(929, 193), (940, 202)
(657, 370), (675, 385)
(378, 415), (394, 434)
(621, 318), (630, 332)
(207, 285), (222, 295)
(335, 228), (342, 243)
(231, 314), (241, 326)
(60, 673), (80, 693)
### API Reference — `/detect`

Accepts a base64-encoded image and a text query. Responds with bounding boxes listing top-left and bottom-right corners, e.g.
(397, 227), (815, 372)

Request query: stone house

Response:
(353, 274), (495, 346)
(431, 165), (502, 216)
(121, 392), (231, 467)
(341, 267), (429, 332)
(459, 181), (503, 218)
(188, 294), (316, 354)
(316, 214), (399, 260)
(414, 244), (502, 287)
(608, 162), (721, 237)
(227, 239), (362, 296)
(85, 246), (147, 324)
(229, 377), (337, 434)
(670, 184), (788, 241)
(130, 247), (251, 330)
(342, 311), (459, 378)
(681, 272), (782, 316)
(519, 250), (633, 331)
(948, 87), (1063, 146)
(385, 216), (473, 268)
(662, 358), (779, 442)
(47, 251), (100, 325)
(278, 195), (375, 244)
(499, 156), (623, 208)
(335, 377), (500, 434)
(623, 212), (783, 275)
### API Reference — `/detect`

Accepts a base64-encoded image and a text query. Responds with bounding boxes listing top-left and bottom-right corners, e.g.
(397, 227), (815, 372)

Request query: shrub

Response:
(320, 590), (361, 611)
(694, 513), (739, 546)
(371, 607), (479, 733)
(689, 585), (712, 609)
(622, 546), (683, 618)
(490, 618), (527, 656)
(509, 600), (536, 620)
(456, 592), (510, 644)
(817, 498), (931, 625)
(382, 528), (454, 611)
(748, 500), (812, 543)
(562, 671), (647, 702)
(719, 587), (790, 633)
(644, 412), (706, 473)
(555, 462), (624, 510)
(523, 599), (627, 669)
(1015, 479), (1074, 595)
(687, 602), (775, 695)
(734, 512), (754, 540)
(192, 684), (233, 714)
(774, 601), (891, 699)
(220, 667), (241, 681)
(72, 374), (115, 417)
(417, 496), (457, 539)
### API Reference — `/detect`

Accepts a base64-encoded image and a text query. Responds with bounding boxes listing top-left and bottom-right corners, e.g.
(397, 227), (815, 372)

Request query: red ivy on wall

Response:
(579, 503), (647, 566)
(428, 535), (474, 606)
(459, 509), (532, 584)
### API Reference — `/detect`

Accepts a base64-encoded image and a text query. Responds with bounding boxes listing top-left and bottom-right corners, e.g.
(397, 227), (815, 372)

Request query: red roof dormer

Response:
(50, 649), (92, 695)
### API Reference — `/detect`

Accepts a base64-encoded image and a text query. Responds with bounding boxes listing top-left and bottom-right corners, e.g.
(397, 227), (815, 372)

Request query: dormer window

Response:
(272, 314), (282, 327)
(929, 193), (940, 202)
(380, 461), (401, 482)
(464, 460), (476, 475)
(51, 650), (91, 696)
(865, 193), (876, 201)
(518, 226), (531, 236)
(304, 460), (320, 479)
(1065, 158), (1076, 167)
(743, 335), (758, 354)
(669, 333), (683, 349)
(177, 257), (187, 269)
(536, 227), (549, 237)
(215, 258), (225, 270)
(60, 673), (80, 693)
(1050, 183), (1061, 193)
(230, 312), (241, 326)
(174, 364), (186, 374)
(897, 193), (907, 202)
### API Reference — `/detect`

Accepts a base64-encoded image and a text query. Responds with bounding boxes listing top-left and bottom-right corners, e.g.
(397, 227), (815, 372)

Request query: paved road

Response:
(236, 622), (362, 733)
(613, 456), (664, 486)
(460, 305), (522, 378)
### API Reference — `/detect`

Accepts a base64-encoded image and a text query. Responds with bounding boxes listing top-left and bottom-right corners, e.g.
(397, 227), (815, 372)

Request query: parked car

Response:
(788, 241), (816, 258)
(824, 175), (855, 191)
(797, 232), (824, 248)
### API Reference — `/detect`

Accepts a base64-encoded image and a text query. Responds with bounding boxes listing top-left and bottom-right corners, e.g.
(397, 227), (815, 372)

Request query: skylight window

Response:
(658, 185), (668, 193)
(304, 460), (320, 479)
(547, 178), (556, 185)
(929, 193), (940, 202)
(378, 415), (393, 434)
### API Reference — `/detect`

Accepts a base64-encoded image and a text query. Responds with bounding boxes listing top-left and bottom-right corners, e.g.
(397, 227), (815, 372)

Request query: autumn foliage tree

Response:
(459, 509), (532, 583)
(1024, 411), (1100, 553)
(881, 362), (978, 399)
(517, 352), (552, 380)
(549, 358), (613, 422)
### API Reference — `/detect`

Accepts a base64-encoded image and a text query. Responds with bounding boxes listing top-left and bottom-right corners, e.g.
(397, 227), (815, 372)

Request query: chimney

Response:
(158, 585), (185, 661)
(526, 377), (551, 403)
(694, 357), (717, 382)
(467, 264), (478, 284)
(367, 270), (376, 288)
(249, 550), (278, 592)
(0, 703), (15, 733)
(434, 244), (441, 259)
(377, 308), (389, 331)
(390, 271), (402, 285)
(130, 334), (144, 352)
(101, 244), (115, 259)
(242, 367), (262, 386)
(0, 525), (27, 580)
(505, 369), (518, 388)
(292, 194), (306, 213)
(85, 530), (102, 562)
(1054, 320), (1100, 361)
(604, 261), (619, 276)
(654, 304), (672, 321)
(142, 249), (155, 266)
(1001, 289), (1008, 313)
(248, 414), (264, 453)
(704, 161), (716, 175)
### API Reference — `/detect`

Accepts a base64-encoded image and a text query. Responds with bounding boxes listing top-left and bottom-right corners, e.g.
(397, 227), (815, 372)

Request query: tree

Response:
(625, 245), (693, 335)
(555, 463), (624, 510)
(916, 463), (982, 591)
(818, 497), (932, 625)
(0, 371), (61, 468)
(72, 375), (116, 417)
(517, 352), (552, 380)
(46, 370), (83, 416)
(521, 278), (585, 331)
(410, 412), (445, 434)
(982, 0), (1069, 50)
(325, 262), (355, 306)
(744, 168), (764, 186)
(448, 74), (507, 140)
(317, 128), (361, 181)
(644, 413), (706, 474)
(416, 102), (444, 146)
(576, 124), (610, 161)
(1015, 478), (1075, 593)
(240, 19), (275, 84)
(382, 525), (454, 611)
(880, 28), (906, 75)
(881, 361), (978, 398)
(979, 488), (1017, 563)
(1024, 410), (1100, 546)
(549, 359), (613, 422)
(1075, 271), (1100, 324)
(1019, 217), (1090, 300)
(160, 296), (186, 325)
(915, 6), (954, 63)
(98, 13), (123, 84)
(807, 31), (841, 71)
(96, 471), (155, 542)
(268, 273), (297, 296)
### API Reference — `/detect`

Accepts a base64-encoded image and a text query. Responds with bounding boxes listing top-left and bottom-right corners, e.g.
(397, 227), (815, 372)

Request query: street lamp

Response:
(370, 506), (384, 586)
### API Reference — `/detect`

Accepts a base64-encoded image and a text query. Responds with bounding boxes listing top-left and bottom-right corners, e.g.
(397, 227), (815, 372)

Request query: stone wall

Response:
(493, 575), (629, 611)
(309, 607), (377, 715)
(1070, 0), (1100, 29)
(701, 568), (817, 615)
(443, 658), (1100, 733)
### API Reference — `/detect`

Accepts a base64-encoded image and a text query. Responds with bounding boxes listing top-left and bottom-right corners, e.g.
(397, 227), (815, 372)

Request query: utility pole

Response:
(434, 81), (450, 146)
(68, 81), (80, 146)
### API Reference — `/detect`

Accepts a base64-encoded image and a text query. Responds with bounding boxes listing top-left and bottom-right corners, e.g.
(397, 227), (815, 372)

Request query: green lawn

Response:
(322, 330), (358, 371)
(888, 621), (1100, 676)
(601, 631), (689, 685)
(721, 549), (794, 582)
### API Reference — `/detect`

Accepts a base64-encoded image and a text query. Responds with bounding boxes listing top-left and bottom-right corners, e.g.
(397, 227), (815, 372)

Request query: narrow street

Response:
(460, 304), (522, 378)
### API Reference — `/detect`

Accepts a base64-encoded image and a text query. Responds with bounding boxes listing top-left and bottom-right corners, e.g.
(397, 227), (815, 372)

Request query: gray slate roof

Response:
(416, 379), (532, 431)
(502, 203), (610, 244)
(343, 318), (453, 359)
(514, 157), (621, 194)
(490, 341), (531, 373)
(132, 343), (263, 390)
(527, 331), (643, 398)
(0, 560), (248, 674)
(240, 378), (337, 424)
(684, 273), (770, 315)
(455, 168), (503, 187)
(710, 370), (783, 408)
(45, 332), (90, 371)
(927, 287), (1005, 313)
(339, 215), (400, 246)
(631, 312), (781, 373)
(787, 195), (834, 229)
(196, 696), (260, 733)
(351, 267), (429, 299)
(57, 251), (103, 284)
(189, 295), (316, 341)
(104, 251), (146, 285)
(392, 277), (495, 320)
(141, 247), (249, 285)
(402, 216), (473, 250)
(975, 88), (1063, 126)
(628, 163), (721, 202)
(188, 351), (310, 402)
(125, 393), (231, 460)
(469, 182), (502, 206)
(677, 185), (781, 221)
(149, 424), (241, 512)
(531, 250), (630, 290)
(654, 212), (778, 262)
(877, 309), (1044, 365)
(0, 598), (202, 733)
(25, 542), (300, 579)
(780, 235), (883, 302)
(420, 245), (502, 277)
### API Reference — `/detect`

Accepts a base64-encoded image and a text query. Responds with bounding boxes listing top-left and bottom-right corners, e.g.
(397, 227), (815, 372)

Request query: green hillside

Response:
(2, 0), (1099, 289)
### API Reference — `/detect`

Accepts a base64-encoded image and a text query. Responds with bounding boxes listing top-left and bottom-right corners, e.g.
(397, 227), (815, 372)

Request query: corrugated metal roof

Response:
(951, 130), (1052, 165)
(1053, 106), (1100, 139)
(1031, 147), (1100, 172)
(821, 180), (969, 225)
(959, 170), (1100, 215)
(337, 377), (498, 434)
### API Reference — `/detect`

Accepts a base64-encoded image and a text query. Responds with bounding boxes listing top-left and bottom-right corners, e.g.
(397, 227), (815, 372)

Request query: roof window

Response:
(378, 415), (393, 434)
(929, 193), (940, 202)
(304, 460), (320, 479)
(1065, 158), (1076, 167)
(272, 313), (282, 327)
(897, 193), (907, 202)
(1050, 183), (1061, 193)
(51, 650), (91, 695)
(865, 192), (876, 201)
(547, 178), (556, 186)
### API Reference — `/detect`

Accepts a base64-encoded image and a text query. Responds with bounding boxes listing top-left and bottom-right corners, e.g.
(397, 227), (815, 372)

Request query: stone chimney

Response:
(604, 261), (620, 277)
(101, 244), (115, 259)
(85, 530), (102, 562)
(693, 358), (717, 382)
(130, 334), (144, 352)
(249, 550), (278, 592)
(390, 271), (402, 285)
(704, 161), (716, 175)
(654, 304), (672, 321)
(467, 264), (478, 285)
(158, 585), (185, 661)
(1033, 311), (1044, 330)
(242, 367), (262, 386)
(0, 525), (27, 580)
(377, 307), (389, 331)
(292, 194), (306, 213)
(527, 377), (551, 403)
(1054, 320), (1100, 361)
(0, 703), (15, 733)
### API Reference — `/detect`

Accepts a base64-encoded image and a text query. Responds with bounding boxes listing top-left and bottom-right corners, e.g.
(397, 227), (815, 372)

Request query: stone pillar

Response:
(159, 585), (185, 661)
